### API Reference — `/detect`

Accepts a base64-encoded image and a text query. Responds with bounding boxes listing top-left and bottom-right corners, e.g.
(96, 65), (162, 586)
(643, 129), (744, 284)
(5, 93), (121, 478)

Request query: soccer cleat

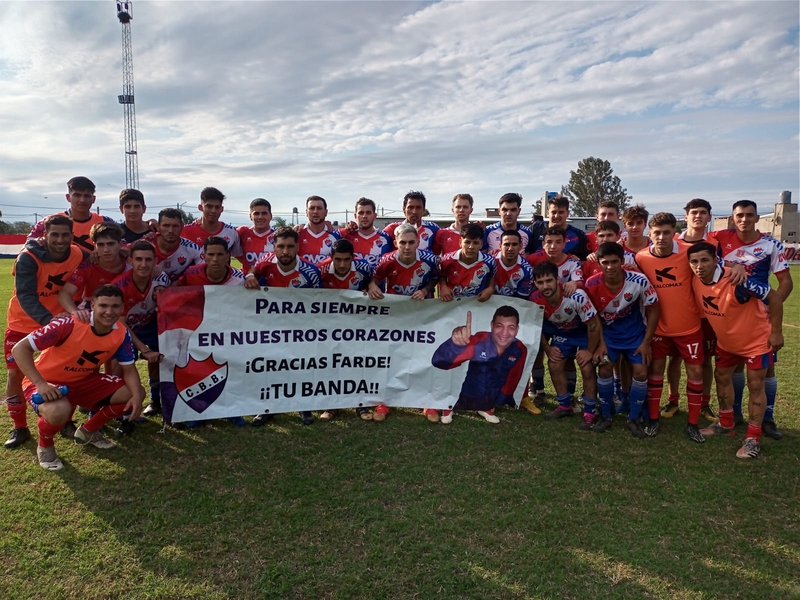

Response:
(685, 424), (706, 444)
(761, 421), (783, 441)
(699, 422), (735, 437)
(660, 403), (680, 418)
(699, 406), (718, 422)
(644, 421), (660, 437)
(532, 393), (546, 408)
(544, 407), (573, 420)
(440, 411), (454, 425)
(227, 416), (247, 427)
(37, 445), (64, 471)
(59, 421), (78, 440)
(114, 420), (135, 438)
(519, 396), (542, 415)
(251, 413), (273, 426)
(373, 403), (390, 422)
(300, 411), (314, 426)
(736, 437), (761, 459)
(74, 426), (116, 449)
(579, 414), (595, 431)
(142, 400), (161, 417)
(356, 407), (373, 421)
(593, 417), (612, 433)
(4, 427), (31, 449)
(626, 420), (647, 439)
(477, 411), (500, 424)
(423, 408), (440, 423)
(319, 410), (337, 421)
(571, 396), (582, 414)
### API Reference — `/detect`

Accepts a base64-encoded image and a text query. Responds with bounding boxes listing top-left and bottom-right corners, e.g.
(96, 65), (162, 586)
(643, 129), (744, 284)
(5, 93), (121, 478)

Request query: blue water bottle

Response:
(31, 385), (69, 405)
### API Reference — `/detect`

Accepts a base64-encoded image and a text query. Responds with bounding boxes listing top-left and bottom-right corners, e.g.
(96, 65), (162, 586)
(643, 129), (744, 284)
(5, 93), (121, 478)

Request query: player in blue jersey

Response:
(483, 193), (533, 254)
(530, 262), (602, 429)
(527, 195), (589, 260)
(494, 230), (534, 299)
(585, 243), (660, 437)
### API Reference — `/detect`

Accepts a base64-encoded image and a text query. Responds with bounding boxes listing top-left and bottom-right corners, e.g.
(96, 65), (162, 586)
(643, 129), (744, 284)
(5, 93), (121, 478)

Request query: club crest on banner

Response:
(173, 354), (228, 413)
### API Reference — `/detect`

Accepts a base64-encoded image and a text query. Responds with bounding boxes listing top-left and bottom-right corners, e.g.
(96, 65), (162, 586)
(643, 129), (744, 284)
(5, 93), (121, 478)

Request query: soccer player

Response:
(432, 194), (475, 256)
(298, 196), (342, 265)
(4, 215), (85, 449)
(493, 230), (534, 299)
(28, 176), (116, 252)
(182, 187), (242, 256)
(585, 243), (660, 436)
(635, 213), (707, 442)
(11, 285), (145, 471)
(248, 228), (321, 426)
(526, 227), (584, 295)
(438, 224), (496, 303)
(678, 198), (715, 247)
(582, 221), (636, 279)
(621, 205), (650, 253)
(586, 201), (627, 252)
(383, 191), (440, 252)
(59, 222), (129, 319)
(688, 242), (784, 459)
(530, 262), (602, 429)
(484, 193), (532, 253)
(236, 198), (275, 274)
(118, 188), (155, 244)
(714, 200), (793, 438)
(368, 223), (439, 422)
(337, 197), (393, 268)
(431, 307), (528, 425)
(111, 240), (171, 418)
(533, 195), (589, 260)
(154, 208), (204, 282)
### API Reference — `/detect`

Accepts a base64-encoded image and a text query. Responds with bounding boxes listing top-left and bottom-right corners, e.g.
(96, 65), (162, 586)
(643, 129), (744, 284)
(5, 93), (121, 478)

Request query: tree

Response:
(272, 217), (287, 228)
(178, 209), (195, 225)
(564, 157), (632, 217)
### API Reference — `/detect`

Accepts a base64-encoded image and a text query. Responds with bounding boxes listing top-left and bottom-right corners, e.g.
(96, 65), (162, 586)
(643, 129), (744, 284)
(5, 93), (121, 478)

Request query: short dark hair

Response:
(129, 240), (156, 257)
(274, 226), (299, 243)
(250, 198), (272, 211)
(93, 284), (123, 300)
(203, 236), (229, 253)
(200, 187), (225, 203)
(43, 214), (73, 232)
(306, 195), (327, 209)
(532, 261), (559, 281)
(500, 229), (521, 243)
(686, 241), (718, 260)
(453, 193), (474, 207)
(355, 197), (376, 212)
(158, 208), (183, 223)
(543, 226), (566, 240)
(683, 198), (712, 213)
(67, 176), (95, 194)
(403, 191), (426, 209)
(622, 205), (648, 224)
(649, 212), (677, 228)
(460, 223), (484, 240)
(597, 200), (619, 213)
(548, 195), (570, 210)
(90, 222), (122, 243)
(498, 193), (522, 208)
(331, 239), (354, 256)
(595, 220), (621, 235)
(119, 189), (145, 207)
(596, 241), (624, 260)
(732, 200), (757, 213)
(492, 305), (520, 324)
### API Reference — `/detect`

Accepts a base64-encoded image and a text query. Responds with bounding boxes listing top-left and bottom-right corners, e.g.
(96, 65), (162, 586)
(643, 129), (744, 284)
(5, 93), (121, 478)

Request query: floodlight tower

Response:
(116, 1), (139, 189)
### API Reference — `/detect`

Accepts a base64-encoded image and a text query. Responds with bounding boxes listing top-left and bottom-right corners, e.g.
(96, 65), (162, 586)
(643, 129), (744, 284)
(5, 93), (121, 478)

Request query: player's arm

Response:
(577, 315), (602, 367)
(765, 289), (784, 352)
(58, 282), (91, 324)
(127, 327), (163, 364)
(367, 278), (384, 299)
(439, 279), (454, 302)
(634, 303), (660, 366)
(477, 276), (495, 302)
(725, 262), (747, 285)
(774, 270), (793, 303)
(10, 337), (64, 401)
(243, 272), (261, 290)
(541, 333), (563, 362)
(120, 362), (146, 420)
(14, 253), (55, 326)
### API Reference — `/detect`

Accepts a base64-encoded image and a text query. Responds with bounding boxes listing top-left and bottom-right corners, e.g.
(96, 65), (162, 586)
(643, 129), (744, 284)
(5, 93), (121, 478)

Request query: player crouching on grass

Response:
(11, 285), (145, 471)
(687, 242), (784, 459)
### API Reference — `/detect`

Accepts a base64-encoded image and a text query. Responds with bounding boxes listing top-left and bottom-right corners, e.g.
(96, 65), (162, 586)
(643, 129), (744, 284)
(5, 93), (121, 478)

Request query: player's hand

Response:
(545, 345), (564, 362)
(562, 282), (577, 296)
(368, 284), (384, 300)
(410, 290), (427, 300)
(147, 219), (158, 232)
(727, 263), (747, 285)
(592, 345), (608, 365)
(439, 283), (454, 302)
(142, 349), (163, 364)
(324, 221), (334, 232)
(477, 287), (493, 302)
(346, 221), (358, 233)
(244, 275), (261, 290)
(293, 224), (305, 233)
(152, 263), (163, 277)
(73, 309), (92, 324)
(768, 331), (784, 353)
(633, 342), (651, 366)
(575, 349), (593, 367)
(124, 394), (144, 422)
(586, 252), (598, 262)
(89, 250), (100, 265)
(35, 382), (63, 403)
(451, 311), (472, 346)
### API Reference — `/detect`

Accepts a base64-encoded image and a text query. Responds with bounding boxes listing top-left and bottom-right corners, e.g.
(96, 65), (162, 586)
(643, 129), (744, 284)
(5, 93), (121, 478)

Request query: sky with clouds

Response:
(0, 1), (797, 226)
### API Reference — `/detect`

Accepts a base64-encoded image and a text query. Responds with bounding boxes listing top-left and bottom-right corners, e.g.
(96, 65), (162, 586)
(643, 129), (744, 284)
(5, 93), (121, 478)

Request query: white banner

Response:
(784, 243), (800, 264)
(158, 287), (543, 423)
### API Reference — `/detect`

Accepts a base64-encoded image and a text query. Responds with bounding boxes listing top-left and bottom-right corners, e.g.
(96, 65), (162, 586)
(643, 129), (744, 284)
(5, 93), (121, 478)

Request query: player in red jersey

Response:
(485, 193), (533, 254)
(688, 242), (784, 459)
(382, 191), (440, 251)
(438, 224), (496, 303)
(621, 205), (650, 254)
(336, 197), (393, 268)
(181, 187), (241, 256)
(493, 230), (534, 299)
(4, 215), (86, 449)
(11, 285), (145, 470)
(432, 194), (474, 256)
(236, 198), (275, 273)
(368, 223), (439, 422)
(154, 208), (203, 282)
(59, 222), (129, 320)
(298, 196), (341, 265)
(586, 201), (628, 252)
(28, 176), (117, 252)
(635, 213), (706, 442)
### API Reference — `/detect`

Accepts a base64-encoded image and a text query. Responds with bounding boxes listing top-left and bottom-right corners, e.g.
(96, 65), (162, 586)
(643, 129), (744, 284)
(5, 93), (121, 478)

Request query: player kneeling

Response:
(11, 285), (145, 471)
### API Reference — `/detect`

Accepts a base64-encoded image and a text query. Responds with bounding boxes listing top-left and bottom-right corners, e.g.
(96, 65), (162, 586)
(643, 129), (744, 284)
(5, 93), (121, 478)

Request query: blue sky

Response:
(0, 1), (797, 226)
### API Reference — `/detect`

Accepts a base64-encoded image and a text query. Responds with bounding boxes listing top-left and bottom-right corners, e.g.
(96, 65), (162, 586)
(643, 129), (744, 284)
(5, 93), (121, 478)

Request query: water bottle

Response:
(31, 385), (69, 405)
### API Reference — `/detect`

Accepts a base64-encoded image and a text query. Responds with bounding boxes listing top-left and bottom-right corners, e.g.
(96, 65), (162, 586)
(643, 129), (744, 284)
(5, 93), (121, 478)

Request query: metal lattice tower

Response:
(116, 1), (139, 189)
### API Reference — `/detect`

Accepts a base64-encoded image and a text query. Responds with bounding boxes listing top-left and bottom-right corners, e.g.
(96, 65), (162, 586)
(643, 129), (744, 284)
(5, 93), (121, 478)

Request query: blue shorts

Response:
(549, 334), (589, 361)
(606, 345), (645, 365)
(132, 320), (159, 357)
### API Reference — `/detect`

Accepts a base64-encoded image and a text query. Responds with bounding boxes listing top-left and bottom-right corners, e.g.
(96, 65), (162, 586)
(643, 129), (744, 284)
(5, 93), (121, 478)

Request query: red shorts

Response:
(715, 347), (775, 370)
(700, 319), (717, 357)
(4, 329), (27, 370)
(651, 329), (705, 365)
(24, 373), (126, 413)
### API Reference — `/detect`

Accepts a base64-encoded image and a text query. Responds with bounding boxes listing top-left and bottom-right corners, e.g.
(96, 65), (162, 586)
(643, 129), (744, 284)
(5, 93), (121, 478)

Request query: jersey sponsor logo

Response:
(174, 354), (228, 414)
(76, 350), (103, 367)
(74, 235), (92, 250)
(702, 295), (720, 311)
(45, 272), (69, 291)
(654, 267), (677, 282)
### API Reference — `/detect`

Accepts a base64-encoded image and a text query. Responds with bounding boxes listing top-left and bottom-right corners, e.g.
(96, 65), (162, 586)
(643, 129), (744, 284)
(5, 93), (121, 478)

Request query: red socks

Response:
(36, 416), (62, 448)
(647, 375), (664, 420)
(82, 403), (127, 432)
(6, 395), (28, 429)
(687, 379), (703, 425)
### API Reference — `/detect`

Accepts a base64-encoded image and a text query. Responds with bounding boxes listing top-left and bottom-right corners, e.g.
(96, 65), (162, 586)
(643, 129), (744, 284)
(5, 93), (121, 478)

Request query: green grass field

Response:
(0, 259), (798, 600)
